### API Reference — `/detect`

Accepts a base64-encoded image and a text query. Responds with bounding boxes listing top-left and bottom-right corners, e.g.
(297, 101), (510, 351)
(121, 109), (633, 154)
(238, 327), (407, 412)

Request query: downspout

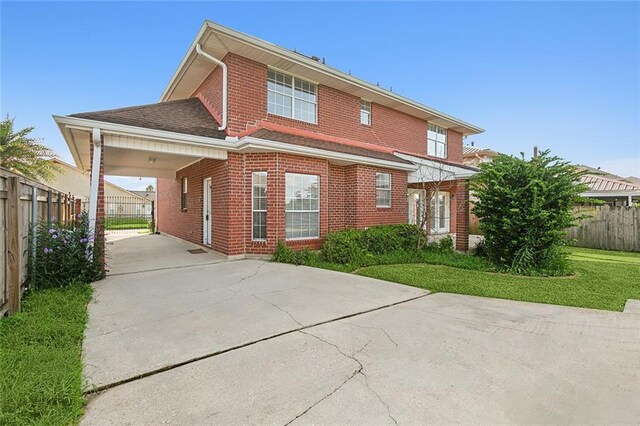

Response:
(195, 43), (227, 131)
(88, 128), (102, 247)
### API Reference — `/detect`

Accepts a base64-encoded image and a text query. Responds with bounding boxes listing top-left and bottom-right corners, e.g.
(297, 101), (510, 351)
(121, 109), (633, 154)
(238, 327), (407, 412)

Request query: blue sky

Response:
(2, 1), (639, 190)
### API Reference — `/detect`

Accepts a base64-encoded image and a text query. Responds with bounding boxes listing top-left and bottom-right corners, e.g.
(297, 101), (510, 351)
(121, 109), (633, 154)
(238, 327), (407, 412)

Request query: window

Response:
(428, 124), (447, 158)
(252, 172), (267, 240)
(267, 69), (317, 123)
(430, 191), (450, 234)
(285, 173), (319, 239)
(360, 99), (371, 125)
(181, 177), (188, 210)
(376, 172), (391, 207)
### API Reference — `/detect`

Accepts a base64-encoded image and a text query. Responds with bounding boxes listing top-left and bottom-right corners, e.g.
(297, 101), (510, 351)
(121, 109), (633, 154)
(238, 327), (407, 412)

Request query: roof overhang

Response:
(53, 115), (416, 176)
(161, 20), (484, 136)
(395, 152), (478, 182)
(581, 191), (640, 198)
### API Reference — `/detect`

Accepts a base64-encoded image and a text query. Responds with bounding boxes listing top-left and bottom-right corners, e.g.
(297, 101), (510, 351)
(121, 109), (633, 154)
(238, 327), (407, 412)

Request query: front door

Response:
(203, 178), (212, 246)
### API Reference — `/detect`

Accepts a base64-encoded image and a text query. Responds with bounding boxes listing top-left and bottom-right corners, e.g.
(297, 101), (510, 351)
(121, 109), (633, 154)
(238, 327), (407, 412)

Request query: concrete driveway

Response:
(82, 234), (640, 424)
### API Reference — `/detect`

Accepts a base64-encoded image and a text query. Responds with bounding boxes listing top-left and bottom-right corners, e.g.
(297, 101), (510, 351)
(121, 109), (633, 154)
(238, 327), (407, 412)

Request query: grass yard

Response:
(0, 283), (92, 425)
(104, 216), (150, 230)
(356, 247), (640, 312)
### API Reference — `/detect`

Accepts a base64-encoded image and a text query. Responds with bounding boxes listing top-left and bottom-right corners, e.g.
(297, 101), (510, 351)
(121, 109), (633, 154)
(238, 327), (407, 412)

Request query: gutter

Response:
(194, 43), (227, 131)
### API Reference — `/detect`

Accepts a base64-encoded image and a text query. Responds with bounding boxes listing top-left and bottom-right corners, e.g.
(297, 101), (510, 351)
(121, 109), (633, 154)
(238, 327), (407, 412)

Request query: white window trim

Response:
(428, 124), (448, 159)
(376, 172), (392, 208)
(181, 177), (188, 210)
(267, 68), (318, 124)
(251, 171), (267, 241)
(285, 172), (320, 241)
(430, 191), (450, 234)
(360, 99), (371, 126)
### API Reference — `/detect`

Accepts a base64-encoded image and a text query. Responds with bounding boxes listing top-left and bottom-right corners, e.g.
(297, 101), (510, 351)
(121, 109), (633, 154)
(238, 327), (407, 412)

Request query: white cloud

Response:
(600, 157), (640, 178)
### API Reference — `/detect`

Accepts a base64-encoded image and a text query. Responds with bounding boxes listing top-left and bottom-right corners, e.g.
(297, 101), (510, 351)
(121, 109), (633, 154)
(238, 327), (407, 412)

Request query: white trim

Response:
(375, 172), (391, 208)
(581, 191), (640, 198)
(395, 152), (477, 181)
(88, 128), (102, 247)
(285, 172), (320, 240)
(160, 21), (484, 135)
(251, 171), (267, 241)
(54, 115), (418, 172)
(203, 177), (212, 245)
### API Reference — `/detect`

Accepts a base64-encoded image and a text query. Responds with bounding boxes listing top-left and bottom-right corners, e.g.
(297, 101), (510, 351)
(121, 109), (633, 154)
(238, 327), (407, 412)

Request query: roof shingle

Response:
(70, 98), (226, 139)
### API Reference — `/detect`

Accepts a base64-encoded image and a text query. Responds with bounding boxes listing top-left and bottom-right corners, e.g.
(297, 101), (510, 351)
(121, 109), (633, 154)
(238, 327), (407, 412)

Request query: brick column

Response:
(89, 132), (106, 269)
(455, 179), (470, 252)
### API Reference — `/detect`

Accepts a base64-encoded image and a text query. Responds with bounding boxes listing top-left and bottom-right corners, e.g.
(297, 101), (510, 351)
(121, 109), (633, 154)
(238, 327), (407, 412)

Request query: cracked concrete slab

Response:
(83, 292), (640, 424)
(84, 235), (426, 389)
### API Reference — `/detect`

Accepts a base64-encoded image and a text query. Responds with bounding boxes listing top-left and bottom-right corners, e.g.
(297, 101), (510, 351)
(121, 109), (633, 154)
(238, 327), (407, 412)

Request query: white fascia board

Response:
(239, 136), (417, 171)
(396, 152), (478, 181)
(54, 117), (85, 170)
(53, 115), (231, 149)
(581, 191), (640, 197)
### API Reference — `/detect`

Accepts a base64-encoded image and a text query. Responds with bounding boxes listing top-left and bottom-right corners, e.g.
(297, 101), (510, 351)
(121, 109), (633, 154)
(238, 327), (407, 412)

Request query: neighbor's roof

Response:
(160, 20), (483, 136)
(579, 174), (640, 192)
(249, 129), (413, 165)
(70, 98), (227, 139)
(462, 145), (499, 156)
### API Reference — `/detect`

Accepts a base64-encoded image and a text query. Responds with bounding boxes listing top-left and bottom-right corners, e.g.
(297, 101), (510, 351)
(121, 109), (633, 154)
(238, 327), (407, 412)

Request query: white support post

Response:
(88, 128), (102, 245)
(629, 195), (633, 206)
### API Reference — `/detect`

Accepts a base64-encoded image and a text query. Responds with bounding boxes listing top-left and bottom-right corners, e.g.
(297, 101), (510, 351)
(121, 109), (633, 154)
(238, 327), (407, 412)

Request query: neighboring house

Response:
(47, 158), (151, 215)
(462, 145), (500, 168)
(577, 165), (640, 206)
(53, 20), (483, 257)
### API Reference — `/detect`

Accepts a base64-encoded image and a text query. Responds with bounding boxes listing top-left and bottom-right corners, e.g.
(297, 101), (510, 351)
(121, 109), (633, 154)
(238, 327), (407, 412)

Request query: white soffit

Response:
(161, 21), (484, 136)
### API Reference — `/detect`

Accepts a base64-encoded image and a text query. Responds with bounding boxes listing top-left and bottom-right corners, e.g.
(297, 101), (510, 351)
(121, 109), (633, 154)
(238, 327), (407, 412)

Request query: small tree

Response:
(0, 116), (58, 180)
(146, 184), (155, 192)
(471, 150), (586, 275)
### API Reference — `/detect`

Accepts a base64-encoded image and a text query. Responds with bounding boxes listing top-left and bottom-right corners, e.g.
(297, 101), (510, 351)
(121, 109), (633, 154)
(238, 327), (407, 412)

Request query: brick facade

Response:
(158, 153), (409, 255)
(89, 132), (105, 267)
(157, 51), (472, 255)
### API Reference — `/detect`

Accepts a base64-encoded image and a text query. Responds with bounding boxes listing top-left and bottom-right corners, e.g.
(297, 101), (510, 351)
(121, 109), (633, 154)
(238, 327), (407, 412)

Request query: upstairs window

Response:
(376, 172), (391, 207)
(180, 177), (188, 210)
(360, 99), (371, 125)
(428, 124), (447, 159)
(267, 69), (317, 123)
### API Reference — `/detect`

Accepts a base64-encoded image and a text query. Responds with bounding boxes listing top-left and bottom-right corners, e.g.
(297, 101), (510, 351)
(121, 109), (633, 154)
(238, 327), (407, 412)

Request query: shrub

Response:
(437, 235), (454, 253)
(364, 224), (421, 254)
(321, 229), (366, 264)
(471, 150), (585, 274)
(271, 241), (316, 265)
(31, 212), (104, 289)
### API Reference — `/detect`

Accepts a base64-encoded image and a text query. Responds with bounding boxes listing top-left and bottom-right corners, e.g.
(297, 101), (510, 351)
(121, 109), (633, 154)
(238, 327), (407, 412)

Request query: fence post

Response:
(75, 198), (82, 217)
(57, 192), (62, 223)
(31, 185), (37, 278)
(7, 177), (20, 315)
(151, 200), (155, 233)
(47, 190), (53, 222)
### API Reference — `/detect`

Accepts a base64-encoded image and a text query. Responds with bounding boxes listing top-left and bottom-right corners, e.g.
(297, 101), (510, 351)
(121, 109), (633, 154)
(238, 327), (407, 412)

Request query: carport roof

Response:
(70, 98), (227, 139)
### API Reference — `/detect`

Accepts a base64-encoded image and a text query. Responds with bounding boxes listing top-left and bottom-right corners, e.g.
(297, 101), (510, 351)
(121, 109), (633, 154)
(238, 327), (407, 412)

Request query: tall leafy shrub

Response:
(471, 150), (585, 275)
(31, 212), (105, 289)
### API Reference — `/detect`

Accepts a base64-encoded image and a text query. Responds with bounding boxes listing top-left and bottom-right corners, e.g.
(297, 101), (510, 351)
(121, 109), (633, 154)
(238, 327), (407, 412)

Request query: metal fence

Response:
(1, 168), (78, 316)
(83, 195), (153, 232)
(568, 206), (640, 252)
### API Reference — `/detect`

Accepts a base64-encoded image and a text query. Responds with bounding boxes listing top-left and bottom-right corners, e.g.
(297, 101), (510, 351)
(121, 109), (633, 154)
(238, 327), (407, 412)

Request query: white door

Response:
(203, 178), (212, 245)
(408, 189), (426, 228)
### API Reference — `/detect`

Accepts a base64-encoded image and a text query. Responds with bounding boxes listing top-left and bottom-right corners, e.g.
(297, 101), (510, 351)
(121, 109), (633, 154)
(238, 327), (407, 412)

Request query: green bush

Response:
(364, 224), (421, 254)
(471, 150), (585, 275)
(271, 241), (316, 265)
(321, 229), (366, 264)
(437, 235), (454, 253)
(31, 212), (105, 289)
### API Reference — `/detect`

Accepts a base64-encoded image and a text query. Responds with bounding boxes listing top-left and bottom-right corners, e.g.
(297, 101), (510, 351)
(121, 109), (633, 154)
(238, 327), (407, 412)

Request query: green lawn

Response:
(0, 283), (92, 425)
(356, 247), (640, 312)
(104, 217), (150, 230)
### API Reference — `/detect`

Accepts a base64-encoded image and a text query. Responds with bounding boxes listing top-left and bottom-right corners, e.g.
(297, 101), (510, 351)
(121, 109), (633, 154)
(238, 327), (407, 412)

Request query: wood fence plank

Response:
(6, 177), (20, 314)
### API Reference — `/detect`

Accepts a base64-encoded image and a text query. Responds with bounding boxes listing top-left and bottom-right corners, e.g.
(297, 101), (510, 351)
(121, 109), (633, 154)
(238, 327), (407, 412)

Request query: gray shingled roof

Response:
(70, 98), (227, 139)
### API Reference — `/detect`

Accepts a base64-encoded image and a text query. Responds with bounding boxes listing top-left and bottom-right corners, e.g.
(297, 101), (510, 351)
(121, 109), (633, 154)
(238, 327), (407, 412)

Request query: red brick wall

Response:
(158, 154), (410, 255)
(191, 53), (465, 164)
(89, 132), (105, 269)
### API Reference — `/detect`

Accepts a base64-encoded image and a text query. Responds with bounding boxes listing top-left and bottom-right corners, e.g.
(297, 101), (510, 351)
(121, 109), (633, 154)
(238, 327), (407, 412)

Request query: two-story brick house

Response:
(54, 21), (483, 258)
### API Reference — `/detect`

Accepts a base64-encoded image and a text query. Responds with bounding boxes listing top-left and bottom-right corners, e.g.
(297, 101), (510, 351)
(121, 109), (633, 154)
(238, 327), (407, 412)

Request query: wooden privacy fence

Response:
(567, 206), (640, 252)
(1, 168), (79, 316)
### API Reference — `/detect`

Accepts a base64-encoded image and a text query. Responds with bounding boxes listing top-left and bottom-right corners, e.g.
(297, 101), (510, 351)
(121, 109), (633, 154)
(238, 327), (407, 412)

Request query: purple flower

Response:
(48, 229), (56, 234)
(43, 248), (52, 254)
(52, 234), (58, 239)
(80, 238), (88, 244)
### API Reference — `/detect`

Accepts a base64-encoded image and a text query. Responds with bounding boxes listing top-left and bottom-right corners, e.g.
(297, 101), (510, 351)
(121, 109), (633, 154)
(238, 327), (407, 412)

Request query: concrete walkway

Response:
(82, 235), (640, 424)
